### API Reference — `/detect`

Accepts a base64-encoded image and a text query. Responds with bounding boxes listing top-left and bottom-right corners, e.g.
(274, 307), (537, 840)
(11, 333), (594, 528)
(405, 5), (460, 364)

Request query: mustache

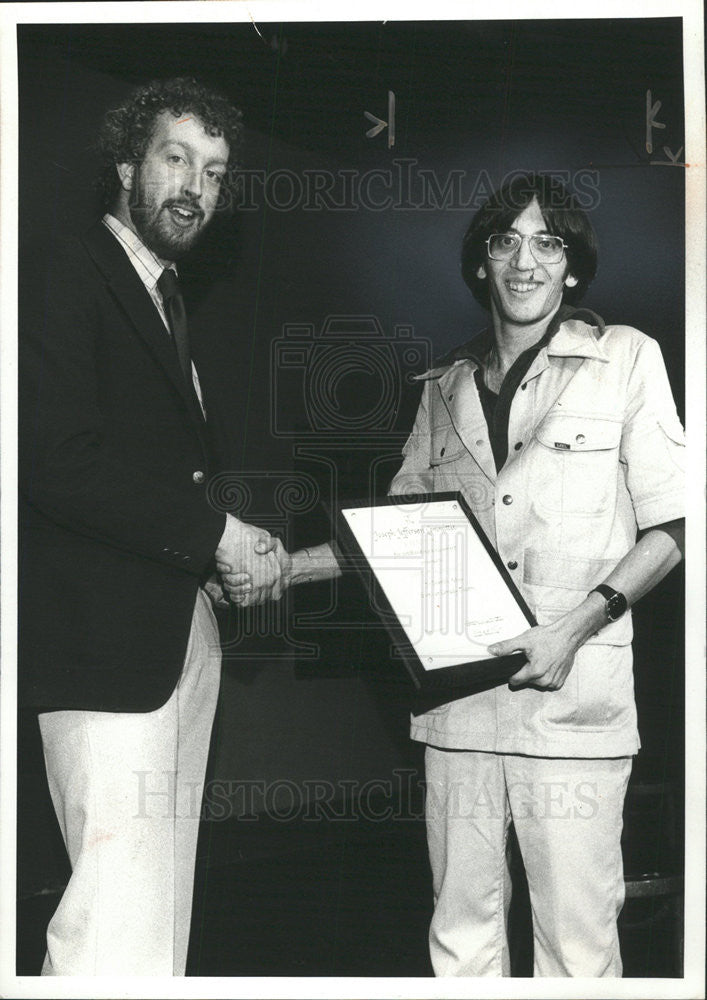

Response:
(163, 198), (205, 219)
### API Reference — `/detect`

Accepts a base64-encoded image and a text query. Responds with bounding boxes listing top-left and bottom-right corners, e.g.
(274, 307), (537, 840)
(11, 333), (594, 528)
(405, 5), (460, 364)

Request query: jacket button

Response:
(502, 494), (513, 505)
(521, 382), (527, 390)
(575, 434), (586, 445)
(192, 470), (205, 484)
(475, 439), (484, 447)
(514, 441), (523, 451)
(440, 447), (445, 457)
(507, 560), (518, 570)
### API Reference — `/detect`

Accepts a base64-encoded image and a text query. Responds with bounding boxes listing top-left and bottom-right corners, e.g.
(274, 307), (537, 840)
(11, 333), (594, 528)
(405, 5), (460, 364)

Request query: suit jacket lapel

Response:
(82, 222), (209, 439)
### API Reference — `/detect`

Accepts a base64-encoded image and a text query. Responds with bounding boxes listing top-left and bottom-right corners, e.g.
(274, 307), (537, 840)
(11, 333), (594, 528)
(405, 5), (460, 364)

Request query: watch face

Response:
(606, 592), (628, 621)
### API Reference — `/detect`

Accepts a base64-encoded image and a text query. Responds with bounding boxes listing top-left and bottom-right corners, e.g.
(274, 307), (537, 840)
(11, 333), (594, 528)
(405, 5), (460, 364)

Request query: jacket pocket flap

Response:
(535, 413), (622, 452)
(429, 425), (467, 465)
(657, 413), (686, 447)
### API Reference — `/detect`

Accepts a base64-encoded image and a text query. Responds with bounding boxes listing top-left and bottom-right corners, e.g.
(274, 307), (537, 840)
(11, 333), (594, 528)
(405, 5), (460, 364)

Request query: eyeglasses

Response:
(486, 232), (568, 264)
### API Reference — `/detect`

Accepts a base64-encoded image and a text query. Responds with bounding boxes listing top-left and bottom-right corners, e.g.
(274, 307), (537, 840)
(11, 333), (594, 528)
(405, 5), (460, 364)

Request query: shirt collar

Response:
(102, 213), (175, 293)
(417, 304), (607, 379)
(546, 308), (608, 362)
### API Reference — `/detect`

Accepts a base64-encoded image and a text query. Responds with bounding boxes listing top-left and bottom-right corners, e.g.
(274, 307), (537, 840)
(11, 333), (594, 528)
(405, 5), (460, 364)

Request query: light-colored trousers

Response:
(425, 746), (632, 977)
(38, 589), (221, 976)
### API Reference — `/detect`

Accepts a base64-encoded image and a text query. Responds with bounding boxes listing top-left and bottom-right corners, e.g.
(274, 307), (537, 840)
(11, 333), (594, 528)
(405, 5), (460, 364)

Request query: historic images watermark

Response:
(121, 164), (601, 215)
(133, 768), (600, 824)
(224, 163), (601, 214)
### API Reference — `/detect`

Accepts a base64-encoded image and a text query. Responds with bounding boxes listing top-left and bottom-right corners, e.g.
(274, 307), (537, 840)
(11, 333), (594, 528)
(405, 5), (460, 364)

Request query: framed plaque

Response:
(330, 492), (536, 692)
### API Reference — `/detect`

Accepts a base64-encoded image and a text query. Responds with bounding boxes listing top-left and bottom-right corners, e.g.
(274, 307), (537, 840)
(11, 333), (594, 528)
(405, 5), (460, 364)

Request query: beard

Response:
(129, 178), (209, 261)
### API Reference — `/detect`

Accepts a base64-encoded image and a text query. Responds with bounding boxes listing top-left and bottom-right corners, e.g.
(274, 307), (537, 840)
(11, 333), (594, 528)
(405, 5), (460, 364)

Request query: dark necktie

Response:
(157, 267), (192, 385)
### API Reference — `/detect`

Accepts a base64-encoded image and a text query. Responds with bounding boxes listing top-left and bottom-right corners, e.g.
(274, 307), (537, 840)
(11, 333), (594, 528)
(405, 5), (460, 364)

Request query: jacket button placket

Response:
(494, 458), (525, 597)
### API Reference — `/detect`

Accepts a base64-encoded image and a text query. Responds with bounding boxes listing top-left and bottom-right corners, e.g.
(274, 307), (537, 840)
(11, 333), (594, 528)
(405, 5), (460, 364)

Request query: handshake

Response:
(212, 513), (339, 608)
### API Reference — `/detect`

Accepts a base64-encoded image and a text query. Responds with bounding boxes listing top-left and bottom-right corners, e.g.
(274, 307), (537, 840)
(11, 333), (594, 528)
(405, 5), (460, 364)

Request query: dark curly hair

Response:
(461, 172), (598, 308)
(98, 77), (244, 212)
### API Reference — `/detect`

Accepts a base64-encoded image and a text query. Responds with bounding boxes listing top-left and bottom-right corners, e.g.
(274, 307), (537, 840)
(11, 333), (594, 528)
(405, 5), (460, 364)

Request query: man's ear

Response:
(116, 162), (135, 192)
(476, 264), (486, 280)
(564, 273), (578, 288)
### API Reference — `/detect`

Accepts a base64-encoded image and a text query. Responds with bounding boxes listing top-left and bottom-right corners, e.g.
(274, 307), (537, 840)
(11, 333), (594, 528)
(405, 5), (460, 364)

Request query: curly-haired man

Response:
(19, 77), (286, 975)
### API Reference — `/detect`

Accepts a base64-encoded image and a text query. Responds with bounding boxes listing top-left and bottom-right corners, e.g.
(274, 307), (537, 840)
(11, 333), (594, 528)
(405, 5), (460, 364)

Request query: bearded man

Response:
(19, 77), (285, 976)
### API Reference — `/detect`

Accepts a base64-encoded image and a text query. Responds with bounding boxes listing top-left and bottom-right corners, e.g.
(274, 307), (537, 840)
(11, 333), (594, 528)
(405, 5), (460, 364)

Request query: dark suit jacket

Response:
(19, 221), (228, 712)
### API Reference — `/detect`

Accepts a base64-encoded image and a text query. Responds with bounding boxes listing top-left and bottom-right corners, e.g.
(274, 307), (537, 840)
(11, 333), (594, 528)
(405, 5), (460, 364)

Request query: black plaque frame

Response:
(329, 491), (537, 693)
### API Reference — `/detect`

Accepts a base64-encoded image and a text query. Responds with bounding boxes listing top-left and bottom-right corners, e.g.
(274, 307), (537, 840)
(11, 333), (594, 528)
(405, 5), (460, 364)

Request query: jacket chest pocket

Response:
(530, 413), (622, 515)
(430, 423), (467, 466)
(429, 424), (494, 510)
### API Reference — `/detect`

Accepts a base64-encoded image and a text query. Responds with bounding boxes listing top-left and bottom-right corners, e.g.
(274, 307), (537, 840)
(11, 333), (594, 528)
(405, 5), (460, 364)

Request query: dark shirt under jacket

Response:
(433, 305), (683, 550)
(434, 305), (606, 472)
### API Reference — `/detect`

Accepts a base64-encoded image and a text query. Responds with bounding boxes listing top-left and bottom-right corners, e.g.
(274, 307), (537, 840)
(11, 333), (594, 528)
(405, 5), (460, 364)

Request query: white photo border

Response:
(1, 3), (704, 998)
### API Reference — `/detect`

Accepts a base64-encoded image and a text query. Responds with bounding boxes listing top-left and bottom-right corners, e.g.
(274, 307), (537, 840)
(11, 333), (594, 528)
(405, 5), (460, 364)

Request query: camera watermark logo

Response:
(271, 315), (431, 441)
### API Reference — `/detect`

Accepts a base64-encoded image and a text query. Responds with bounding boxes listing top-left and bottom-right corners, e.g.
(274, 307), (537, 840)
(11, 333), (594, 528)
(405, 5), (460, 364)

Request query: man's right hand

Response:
(217, 536), (292, 607)
(218, 541), (341, 606)
(214, 513), (281, 605)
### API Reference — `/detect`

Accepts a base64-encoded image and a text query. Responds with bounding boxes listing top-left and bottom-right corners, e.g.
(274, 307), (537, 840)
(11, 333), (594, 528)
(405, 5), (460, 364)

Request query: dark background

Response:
(17, 17), (686, 975)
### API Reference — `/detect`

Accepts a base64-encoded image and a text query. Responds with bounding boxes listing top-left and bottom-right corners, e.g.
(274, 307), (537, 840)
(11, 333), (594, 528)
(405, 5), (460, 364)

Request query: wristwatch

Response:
(589, 584), (628, 623)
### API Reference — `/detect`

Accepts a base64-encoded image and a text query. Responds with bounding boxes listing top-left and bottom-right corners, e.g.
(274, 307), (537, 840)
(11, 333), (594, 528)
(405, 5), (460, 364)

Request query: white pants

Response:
(38, 589), (221, 976)
(425, 747), (632, 977)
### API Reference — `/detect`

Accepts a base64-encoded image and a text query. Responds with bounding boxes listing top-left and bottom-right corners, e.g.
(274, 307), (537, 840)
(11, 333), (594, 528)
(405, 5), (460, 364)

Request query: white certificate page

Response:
(342, 499), (530, 671)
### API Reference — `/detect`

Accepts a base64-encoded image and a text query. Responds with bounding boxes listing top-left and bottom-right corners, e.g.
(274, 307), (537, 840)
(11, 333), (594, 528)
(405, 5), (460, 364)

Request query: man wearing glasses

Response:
(387, 171), (685, 976)
(221, 172), (685, 976)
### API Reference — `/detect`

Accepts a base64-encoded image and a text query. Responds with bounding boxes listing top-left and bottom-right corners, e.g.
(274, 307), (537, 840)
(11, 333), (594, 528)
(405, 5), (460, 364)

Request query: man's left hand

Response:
(488, 622), (581, 690)
(202, 573), (231, 609)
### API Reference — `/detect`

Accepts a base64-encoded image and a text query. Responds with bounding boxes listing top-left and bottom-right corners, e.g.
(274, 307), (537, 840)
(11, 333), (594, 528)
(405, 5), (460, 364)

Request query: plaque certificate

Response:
(333, 492), (536, 692)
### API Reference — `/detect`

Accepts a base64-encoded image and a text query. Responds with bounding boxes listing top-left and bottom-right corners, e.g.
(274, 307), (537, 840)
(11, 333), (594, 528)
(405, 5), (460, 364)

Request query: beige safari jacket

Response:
(390, 316), (685, 757)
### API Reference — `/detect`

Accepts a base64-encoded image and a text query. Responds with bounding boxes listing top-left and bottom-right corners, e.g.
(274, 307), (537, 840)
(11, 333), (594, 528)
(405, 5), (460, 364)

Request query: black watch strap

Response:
(589, 584), (628, 622)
